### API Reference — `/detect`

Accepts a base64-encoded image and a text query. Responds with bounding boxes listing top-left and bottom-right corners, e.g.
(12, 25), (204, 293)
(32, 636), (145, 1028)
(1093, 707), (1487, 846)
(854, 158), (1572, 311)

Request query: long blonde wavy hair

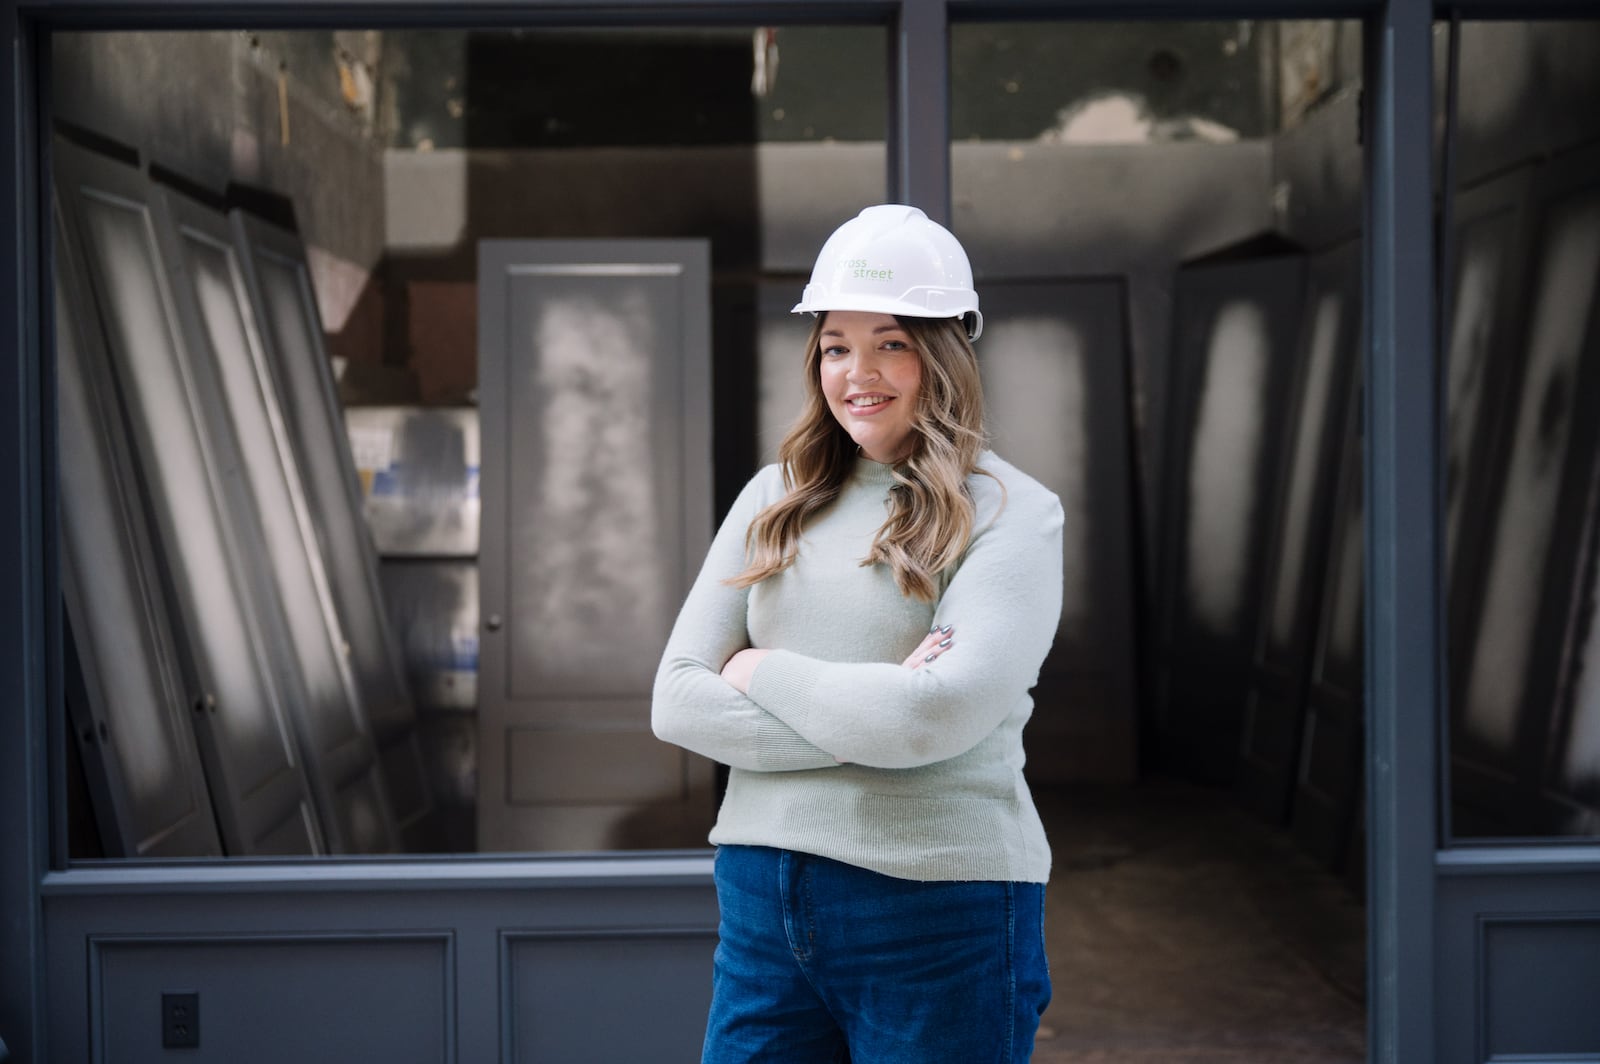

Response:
(729, 313), (991, 602)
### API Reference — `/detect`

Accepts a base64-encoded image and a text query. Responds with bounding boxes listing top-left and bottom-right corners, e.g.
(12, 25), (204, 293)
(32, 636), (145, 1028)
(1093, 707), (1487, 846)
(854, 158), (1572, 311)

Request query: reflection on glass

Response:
(1270, 292), (1343, 651)
(346, 407), (480, 557)
(1464, 194), (1600, 752)
(950, 23), (1272, 142)
(56, 270), (182, 816)
(981, 317), (1091, 640)
(189, 234), (352, 722)
(515, 289), (664, 688)
(1185, 300), (1269, 637)
(381, 562), (479, 712)
(1445, 219), (1509, 571)
(81, 196), (280, 769)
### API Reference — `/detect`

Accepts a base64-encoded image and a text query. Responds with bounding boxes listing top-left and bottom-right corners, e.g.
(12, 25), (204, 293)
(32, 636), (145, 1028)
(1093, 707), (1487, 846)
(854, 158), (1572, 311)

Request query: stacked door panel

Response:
(1236, 241), (1361, 825)
(54, 195), (224, 859)
(980, 280), (1141, 784)
(232, 210), (429, 849)
(1448, 141), (1600, 839)
(53, 134), (426, 855)
(53, 137), (322, 855)
(1289, 371), (1364, 873)
(1153, 250), (1307, 785)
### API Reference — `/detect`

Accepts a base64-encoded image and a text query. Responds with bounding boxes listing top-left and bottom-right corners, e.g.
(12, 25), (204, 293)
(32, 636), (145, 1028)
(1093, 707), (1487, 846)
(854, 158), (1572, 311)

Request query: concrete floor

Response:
(1029, 780), (1367, 1064)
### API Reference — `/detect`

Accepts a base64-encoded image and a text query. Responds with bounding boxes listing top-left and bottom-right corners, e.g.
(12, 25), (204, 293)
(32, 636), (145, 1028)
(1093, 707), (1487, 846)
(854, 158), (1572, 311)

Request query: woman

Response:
(653, 204), (1063, 1063)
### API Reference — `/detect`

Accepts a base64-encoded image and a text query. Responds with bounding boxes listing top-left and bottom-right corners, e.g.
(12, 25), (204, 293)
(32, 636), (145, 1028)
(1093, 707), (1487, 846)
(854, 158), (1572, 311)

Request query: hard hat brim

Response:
(791, 297), (983, 342)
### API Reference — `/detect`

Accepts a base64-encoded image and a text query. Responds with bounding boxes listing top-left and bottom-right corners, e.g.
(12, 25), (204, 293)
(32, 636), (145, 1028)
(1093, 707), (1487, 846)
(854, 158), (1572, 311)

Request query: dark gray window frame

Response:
(6, 2), (1599, 1063)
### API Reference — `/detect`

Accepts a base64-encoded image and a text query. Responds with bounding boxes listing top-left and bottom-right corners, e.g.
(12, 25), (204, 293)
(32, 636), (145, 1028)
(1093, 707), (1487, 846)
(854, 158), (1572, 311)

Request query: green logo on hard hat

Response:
(839, 258), (895, 281)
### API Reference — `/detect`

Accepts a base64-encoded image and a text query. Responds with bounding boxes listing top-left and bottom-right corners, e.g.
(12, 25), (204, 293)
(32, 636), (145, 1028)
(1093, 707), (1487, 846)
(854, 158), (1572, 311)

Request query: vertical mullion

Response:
(1363, 1), (1438, 1061)
(1433, 9), (1460, 845)
(889, 0), (949, 221)
(1, 3), (48, 1062)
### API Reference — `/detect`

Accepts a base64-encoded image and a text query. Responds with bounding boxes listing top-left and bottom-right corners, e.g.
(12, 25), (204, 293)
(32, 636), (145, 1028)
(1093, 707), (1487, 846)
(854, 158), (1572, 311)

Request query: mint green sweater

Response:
(652, 453), (1062, 883)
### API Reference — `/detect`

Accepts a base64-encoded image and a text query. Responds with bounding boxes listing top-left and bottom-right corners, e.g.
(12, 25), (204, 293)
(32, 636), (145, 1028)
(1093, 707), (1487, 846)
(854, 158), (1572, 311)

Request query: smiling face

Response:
(817, 310), (924, 464)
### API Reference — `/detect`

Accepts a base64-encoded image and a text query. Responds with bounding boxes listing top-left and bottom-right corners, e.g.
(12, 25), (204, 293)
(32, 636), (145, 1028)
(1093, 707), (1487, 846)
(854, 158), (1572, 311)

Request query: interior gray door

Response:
(54, 196), (223, 859)
(1154, 252), (1308, 785)
(148, 182), (406, 855)
(979, 280), (1141, 784)
(478, 239), (716, 852)
(52, 136), (320, 855)
(232, 209), (430, 849)
(1290, 370), (1364, 875)
(1236, 241), (1361, 825)
(1448, 143), (1600, 839)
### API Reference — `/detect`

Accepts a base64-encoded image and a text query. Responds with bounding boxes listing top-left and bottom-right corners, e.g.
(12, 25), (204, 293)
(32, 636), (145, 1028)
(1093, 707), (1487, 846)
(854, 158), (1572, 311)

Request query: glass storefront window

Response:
(53, 25), (887, 859)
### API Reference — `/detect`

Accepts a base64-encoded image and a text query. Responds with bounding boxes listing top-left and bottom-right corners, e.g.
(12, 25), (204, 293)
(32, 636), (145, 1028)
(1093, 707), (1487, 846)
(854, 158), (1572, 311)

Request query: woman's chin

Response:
(857, 440), (910, 464)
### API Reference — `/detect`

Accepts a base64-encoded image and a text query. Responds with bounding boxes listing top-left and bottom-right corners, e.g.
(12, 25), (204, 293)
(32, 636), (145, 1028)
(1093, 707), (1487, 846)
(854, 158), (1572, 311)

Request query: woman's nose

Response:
(845, 354), (879, 381)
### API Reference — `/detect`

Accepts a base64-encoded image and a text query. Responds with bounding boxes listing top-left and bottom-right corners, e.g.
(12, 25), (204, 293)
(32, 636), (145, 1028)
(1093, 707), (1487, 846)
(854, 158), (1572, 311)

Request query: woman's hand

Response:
(720, 648), (771, 694)
(902, 624), (954, 669)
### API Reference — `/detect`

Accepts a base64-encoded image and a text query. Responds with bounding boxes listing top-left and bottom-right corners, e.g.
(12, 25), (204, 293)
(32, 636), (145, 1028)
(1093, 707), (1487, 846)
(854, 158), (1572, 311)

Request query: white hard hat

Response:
(792, 204), (983, 341)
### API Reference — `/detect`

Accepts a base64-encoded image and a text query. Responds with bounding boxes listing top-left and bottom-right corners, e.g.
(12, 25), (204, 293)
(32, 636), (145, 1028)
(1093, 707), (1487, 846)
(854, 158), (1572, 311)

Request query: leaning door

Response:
(477, 239), (717, 852)
(1435, 136), (1600, 1061)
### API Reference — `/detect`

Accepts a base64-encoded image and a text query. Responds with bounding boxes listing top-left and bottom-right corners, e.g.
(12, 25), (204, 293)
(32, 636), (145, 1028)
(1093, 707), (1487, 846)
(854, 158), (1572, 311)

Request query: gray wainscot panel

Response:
(44, 856), (717, 1064)
(95, 933), (451, 1064)
(503, 928), (716, 1062)
(1436, 852), (1600, 1064)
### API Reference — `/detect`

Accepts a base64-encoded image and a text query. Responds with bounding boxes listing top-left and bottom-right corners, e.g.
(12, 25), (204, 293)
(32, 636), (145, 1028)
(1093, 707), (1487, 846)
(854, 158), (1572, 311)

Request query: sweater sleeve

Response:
(651, 467), (843, 772)
(746, 483), (1065, 769)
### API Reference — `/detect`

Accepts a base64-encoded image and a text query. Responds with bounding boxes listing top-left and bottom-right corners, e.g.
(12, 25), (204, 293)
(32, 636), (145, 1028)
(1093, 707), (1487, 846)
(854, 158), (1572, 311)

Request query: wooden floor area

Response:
(1029, 779), (1367, 1063)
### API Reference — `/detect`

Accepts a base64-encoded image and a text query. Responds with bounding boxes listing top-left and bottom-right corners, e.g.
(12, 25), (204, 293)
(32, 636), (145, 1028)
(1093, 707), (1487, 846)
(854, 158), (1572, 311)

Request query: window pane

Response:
(1441, 18), (1600, 840)
(54, 25), (887, 857)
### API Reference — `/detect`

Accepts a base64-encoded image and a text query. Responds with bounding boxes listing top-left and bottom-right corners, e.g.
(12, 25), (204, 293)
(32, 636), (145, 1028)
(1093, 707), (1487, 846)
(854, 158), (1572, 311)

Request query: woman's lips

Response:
(845, 395), (894, 415)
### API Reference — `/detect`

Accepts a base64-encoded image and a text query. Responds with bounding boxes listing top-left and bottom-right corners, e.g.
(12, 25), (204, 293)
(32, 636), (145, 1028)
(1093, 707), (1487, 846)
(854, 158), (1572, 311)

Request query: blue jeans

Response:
(703, 845), (1051, 1063)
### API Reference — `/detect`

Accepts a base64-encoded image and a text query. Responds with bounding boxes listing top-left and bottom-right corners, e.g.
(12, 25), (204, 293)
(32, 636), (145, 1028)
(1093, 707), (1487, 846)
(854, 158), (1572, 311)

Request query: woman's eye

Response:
(822, 345), (847, 358)
(881, 340), (907, 351)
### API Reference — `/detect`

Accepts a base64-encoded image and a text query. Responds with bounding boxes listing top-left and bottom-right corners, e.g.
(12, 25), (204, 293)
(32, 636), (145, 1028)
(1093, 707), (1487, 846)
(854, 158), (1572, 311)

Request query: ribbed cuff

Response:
(754, 715), (839, 771)
(748, 649), (821, 735)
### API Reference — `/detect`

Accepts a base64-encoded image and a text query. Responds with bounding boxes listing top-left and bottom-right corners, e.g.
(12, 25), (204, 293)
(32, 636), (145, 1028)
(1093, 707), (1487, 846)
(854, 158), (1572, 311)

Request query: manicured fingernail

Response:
(939, 638), (952, 648)
(940, 624), (953, 634)
(930, 624), (941, 634)
(924, 652), (937, 662)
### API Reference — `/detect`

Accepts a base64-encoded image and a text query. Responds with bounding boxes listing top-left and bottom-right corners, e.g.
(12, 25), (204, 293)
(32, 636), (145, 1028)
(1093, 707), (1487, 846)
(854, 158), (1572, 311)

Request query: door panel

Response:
(232, 211), (429, 848)
(1237, 241), (1361, 824)
(53, 136), (319, 856)
(148, 183), (401, 856)
(478, 240), (715, 852)
(1290, 371), (1365, 872)
(980, 280), (1141, 783)
(1441, 169), (1532, 586)
(54, 199), (222, 859)
(1155, 252), (1308, 784)
(1450, 143), (1600, 839)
